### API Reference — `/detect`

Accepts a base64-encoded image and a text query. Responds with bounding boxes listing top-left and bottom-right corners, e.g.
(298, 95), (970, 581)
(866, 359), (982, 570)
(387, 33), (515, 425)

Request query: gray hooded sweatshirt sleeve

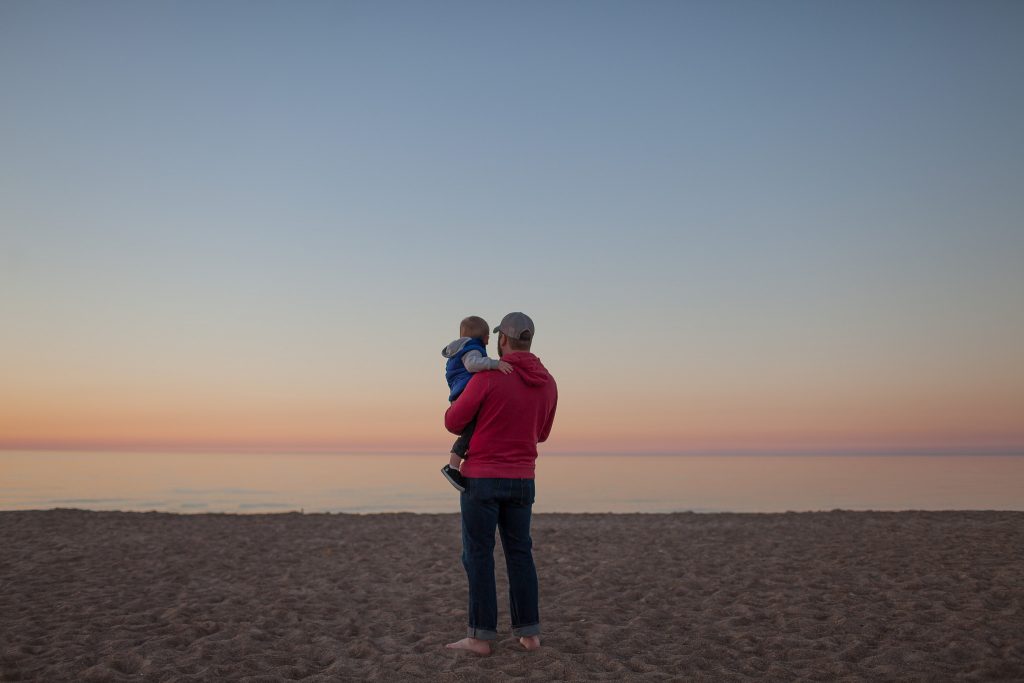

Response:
(462, 349), (500, 372)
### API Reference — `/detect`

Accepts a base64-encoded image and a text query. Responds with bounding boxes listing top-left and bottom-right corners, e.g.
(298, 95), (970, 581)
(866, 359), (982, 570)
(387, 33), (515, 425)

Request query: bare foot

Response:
(519, 635), (541, 651)
(445, 637), (491, 655)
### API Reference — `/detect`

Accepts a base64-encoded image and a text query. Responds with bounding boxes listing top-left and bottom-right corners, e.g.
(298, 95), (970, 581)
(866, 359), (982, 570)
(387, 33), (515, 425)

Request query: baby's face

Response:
(481, 334), (490, 346)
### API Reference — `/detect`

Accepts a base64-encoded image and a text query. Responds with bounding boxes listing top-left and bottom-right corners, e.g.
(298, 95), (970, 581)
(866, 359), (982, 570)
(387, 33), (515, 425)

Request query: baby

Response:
(440, 315), (512, 491)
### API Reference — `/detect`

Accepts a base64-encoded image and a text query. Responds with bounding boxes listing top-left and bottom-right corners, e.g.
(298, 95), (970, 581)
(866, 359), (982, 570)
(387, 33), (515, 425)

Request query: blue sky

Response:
(2, 1), (1022, 452)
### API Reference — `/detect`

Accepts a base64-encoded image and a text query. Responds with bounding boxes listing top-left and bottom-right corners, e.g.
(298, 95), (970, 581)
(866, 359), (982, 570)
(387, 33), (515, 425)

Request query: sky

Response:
(1, 1), (1022, 455)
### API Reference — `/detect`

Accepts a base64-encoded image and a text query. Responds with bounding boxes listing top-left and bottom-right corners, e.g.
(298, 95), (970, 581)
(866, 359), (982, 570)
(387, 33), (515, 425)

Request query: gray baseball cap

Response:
(493, 311), (535, 339)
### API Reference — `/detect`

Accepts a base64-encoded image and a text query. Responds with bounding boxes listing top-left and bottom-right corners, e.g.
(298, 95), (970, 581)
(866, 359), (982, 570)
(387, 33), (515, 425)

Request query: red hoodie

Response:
(444, 351), (557, 479)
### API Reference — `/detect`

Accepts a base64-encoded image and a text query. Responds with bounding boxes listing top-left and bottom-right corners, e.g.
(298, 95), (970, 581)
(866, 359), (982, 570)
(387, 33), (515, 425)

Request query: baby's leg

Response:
(450, 417), (478, 469)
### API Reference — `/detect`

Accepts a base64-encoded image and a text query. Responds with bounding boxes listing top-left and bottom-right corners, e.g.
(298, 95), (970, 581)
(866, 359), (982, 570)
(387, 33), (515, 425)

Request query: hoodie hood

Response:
(504, 352), (552, 387)
(442, 336), (476, 358)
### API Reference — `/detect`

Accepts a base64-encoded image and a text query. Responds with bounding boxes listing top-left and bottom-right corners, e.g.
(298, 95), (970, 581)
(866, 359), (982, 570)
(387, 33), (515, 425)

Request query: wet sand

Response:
(1, 509), (1022, 681)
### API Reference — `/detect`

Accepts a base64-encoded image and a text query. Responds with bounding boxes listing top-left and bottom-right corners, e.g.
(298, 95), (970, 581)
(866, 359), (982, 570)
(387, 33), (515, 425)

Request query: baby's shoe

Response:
(441, 464), (466, 492)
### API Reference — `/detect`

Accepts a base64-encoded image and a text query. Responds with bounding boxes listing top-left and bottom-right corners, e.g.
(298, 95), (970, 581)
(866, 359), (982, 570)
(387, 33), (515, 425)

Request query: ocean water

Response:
(1, 451), (1022, 514)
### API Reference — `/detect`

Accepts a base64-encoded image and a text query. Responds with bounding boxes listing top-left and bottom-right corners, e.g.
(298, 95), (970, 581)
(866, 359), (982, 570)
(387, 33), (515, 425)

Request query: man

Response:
(443, 311), (558, 655)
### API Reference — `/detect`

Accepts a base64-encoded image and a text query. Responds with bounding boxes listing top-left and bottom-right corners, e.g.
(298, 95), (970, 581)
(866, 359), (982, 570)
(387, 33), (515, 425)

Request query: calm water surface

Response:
(1, 451), (1022, 514)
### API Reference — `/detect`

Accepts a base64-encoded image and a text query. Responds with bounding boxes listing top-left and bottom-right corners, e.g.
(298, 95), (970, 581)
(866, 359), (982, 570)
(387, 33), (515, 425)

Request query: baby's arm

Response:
(463, 350), (512, 374)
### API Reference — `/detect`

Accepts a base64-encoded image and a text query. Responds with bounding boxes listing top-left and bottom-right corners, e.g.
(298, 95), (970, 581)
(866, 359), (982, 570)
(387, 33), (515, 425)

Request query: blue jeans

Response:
(460, 477), (540, 640)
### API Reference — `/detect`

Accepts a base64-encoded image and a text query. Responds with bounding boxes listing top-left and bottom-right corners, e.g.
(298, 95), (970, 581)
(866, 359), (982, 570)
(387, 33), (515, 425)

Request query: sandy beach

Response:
(1, 509), (1022, 681)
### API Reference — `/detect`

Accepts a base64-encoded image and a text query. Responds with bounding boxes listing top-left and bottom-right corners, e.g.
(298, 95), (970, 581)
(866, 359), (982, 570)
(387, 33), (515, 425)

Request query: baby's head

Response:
(460, 315), (490, 343)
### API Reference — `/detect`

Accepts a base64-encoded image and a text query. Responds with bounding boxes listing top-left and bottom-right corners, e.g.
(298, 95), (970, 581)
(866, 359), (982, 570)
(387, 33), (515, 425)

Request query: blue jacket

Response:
(442, 337), (488, 401)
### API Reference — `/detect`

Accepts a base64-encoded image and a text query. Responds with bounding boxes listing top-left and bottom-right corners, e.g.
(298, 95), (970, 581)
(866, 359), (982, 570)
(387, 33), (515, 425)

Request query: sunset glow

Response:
(2, 2), (1022, 456)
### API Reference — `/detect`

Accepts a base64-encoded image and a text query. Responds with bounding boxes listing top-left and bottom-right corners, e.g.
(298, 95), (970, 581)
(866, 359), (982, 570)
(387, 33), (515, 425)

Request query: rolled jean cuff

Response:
(467, 626), (497, 641)
(512, 623), (540, 637)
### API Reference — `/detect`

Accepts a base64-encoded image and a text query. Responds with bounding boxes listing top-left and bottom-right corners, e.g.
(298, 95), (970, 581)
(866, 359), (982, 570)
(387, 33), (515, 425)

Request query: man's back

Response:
(444, 351), (557, 479)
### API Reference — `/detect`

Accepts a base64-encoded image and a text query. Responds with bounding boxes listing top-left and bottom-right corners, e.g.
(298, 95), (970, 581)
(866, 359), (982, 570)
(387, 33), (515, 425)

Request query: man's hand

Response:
(449, 452), (463, 470)
(497, 360), (513, 374)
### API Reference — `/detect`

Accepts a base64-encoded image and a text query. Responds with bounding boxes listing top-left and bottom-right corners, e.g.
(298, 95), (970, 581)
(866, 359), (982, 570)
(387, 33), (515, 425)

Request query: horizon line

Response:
(1, 443), (1022, 457)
